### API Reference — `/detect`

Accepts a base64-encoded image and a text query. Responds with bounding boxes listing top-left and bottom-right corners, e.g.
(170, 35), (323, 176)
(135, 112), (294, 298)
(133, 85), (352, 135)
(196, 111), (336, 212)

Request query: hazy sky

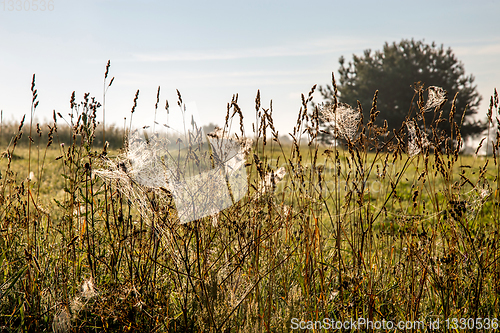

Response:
(1, 0), (499, 138)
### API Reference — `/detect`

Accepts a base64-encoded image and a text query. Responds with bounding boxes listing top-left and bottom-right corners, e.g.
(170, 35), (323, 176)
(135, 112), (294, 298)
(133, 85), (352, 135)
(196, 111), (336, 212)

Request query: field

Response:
(1, 81), (500, 332)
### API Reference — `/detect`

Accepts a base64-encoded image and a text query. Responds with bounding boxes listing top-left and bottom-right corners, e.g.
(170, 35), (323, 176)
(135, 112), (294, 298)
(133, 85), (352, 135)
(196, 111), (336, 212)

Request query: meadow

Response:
(1, 73), (500, 332)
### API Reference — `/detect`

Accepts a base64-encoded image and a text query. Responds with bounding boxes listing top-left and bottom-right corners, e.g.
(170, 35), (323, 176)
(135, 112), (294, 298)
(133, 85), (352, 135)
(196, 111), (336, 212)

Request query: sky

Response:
(1, 0), (499, 141)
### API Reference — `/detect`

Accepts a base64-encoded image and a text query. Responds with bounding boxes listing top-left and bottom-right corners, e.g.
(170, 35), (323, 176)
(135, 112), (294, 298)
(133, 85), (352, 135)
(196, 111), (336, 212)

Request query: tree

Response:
(319, 39), (485, 141)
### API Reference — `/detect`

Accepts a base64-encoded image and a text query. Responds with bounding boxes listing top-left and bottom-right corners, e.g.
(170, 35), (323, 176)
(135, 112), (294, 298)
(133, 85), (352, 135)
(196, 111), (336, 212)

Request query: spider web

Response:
(94, 127), (252, 224)
(321, 103), (361, 141)
(424, 86), (447, 111)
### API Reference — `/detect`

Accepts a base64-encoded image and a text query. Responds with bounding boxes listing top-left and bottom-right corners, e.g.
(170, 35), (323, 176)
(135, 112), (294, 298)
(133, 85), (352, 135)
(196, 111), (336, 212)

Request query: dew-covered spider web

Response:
(320, 102), (361, 141)
(424, 86), (447, 111)
(407, 120), (431, 157)
(94, 103), (252, 224)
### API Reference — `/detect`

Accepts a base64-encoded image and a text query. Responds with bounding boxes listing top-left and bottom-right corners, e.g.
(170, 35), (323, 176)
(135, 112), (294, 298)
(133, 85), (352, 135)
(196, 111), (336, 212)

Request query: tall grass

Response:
(0, 67), (499, 332)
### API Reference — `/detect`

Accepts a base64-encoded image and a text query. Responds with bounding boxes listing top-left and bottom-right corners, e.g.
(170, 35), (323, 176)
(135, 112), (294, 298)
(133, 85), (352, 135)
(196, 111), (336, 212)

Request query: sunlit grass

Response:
(1, 75), (499, 331)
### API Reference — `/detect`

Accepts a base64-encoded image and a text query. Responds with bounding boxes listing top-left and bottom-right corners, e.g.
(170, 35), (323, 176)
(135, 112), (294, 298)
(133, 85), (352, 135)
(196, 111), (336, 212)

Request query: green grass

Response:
(1, 76), (500, 332)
